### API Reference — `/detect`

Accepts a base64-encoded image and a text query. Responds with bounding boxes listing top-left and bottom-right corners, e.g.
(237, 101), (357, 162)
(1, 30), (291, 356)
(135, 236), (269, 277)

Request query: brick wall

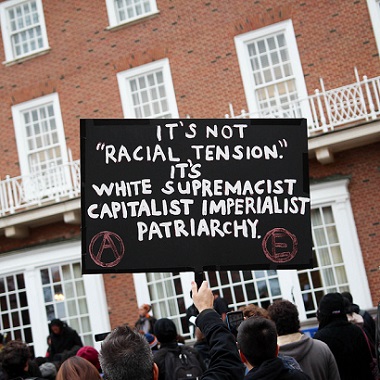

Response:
(102, 273), (138, 328)
(0, 0), (379, 317)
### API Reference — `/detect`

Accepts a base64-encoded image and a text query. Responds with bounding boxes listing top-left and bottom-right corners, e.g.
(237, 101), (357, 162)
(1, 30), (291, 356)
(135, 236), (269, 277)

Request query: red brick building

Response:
(0, 0), (379, 356)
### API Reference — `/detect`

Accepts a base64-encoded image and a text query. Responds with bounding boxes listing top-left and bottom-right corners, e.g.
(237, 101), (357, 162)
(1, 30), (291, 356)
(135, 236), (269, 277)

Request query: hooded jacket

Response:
(313, 319), (373, 380)
(49, 320), (83, 363)
(245, 357), (310, 380)
(278, 333), (340, 380)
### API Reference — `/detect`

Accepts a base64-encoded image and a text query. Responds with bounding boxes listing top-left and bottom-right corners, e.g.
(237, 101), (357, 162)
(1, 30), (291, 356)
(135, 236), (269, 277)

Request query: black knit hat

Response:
(50, 318), (64, 328)
(154, 318), (177, 343)
(318, 293), (345, 317)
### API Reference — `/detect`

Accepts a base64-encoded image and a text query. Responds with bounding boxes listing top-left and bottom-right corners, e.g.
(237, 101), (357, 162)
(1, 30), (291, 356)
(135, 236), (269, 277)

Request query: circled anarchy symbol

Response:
(89, 231), (125, 268)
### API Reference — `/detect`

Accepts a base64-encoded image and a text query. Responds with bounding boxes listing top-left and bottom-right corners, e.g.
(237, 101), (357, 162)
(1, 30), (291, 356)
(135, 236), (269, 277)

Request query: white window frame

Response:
(0, 240), (110, 356)
(12, 93), (68, 179)
(367, 0), (380, 56)
(0, 0), (49, 64)
(117, 58), (179, 118)
(105, 0), (159, 29)
(234, 20), (311, 120)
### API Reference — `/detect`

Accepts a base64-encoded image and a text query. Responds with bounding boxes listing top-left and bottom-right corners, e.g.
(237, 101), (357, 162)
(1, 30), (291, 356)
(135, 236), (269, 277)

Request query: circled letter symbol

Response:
(262, 228), (298, 263)
(89, 231), (125, 268)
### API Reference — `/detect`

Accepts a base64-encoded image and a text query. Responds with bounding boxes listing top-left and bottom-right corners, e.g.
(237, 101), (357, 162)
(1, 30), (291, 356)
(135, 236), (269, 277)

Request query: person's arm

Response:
(192, 281), (245, 380)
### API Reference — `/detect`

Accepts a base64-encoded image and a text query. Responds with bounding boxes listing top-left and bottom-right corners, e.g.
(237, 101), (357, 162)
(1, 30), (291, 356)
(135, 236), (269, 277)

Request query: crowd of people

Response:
(0, 285), (378, 380)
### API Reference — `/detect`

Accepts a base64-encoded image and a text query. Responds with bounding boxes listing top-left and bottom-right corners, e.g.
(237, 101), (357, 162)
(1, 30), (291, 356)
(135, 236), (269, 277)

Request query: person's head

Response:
(154, 318), (177, 344)
(267, 300), (300, 336)
(39, 361), (57, 380)
(317, 292), (347, 328)
(341, 291), (353, 304)
(56, 355), (101, 380)
(139, 304), (151, 317)
(50, 318), (65, 335)
(237, 317), (278, 368)
(144, 333), (158, 350)
(76, 345), (101, 372)
(242, 304), (269, 319)
(0, 340), (31, 377)
(99, 324), (158, 380)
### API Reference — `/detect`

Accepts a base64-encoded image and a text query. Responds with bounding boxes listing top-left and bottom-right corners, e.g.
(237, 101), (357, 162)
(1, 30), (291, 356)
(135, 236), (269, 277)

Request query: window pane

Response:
(317, 247), (331, 266)
(67, 300), (77, 315)
(56, 302), (66, 318)
(298, 272), (310, 290)
(7, 276), (15, 292)
(269, 278), (281, 296)
(43, 287), (53, 302)
(46, 304), (55, 320)
(62, 265), (72, 281)
(323, 207), (334, 224)
(51, 267), (61, 283)
(64, 282), (75, 299)
(326, 226), (339, 244)
(311, 270), (322, 288)
(331, 246), (343, 264)
(314, 228), (326, 246)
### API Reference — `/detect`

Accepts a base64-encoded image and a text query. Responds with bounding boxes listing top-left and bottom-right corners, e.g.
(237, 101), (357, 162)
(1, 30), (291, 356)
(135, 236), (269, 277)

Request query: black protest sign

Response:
(80, 119), (312, 274)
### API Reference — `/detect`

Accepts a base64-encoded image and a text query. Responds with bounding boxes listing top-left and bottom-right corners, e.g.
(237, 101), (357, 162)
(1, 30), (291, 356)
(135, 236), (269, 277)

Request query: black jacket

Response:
(245, 357), (310, 380)
(49, 324), (83, 363)
(313, 319), (373, 380)
(196, 309), (245, 380)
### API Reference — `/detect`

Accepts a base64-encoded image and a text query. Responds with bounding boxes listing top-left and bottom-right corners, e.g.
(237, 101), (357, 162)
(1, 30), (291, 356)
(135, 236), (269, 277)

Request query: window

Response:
(0, 0), (49, 63)
(297, 205), (349, 318)
(0, 240), (110, 356)
(0, 273), (34, 356)
(234, 20), (311, 120)
(117, 59), (179, 118)
(106, 0), (158, 28)
(367, 0), (380, 55)
(12, 93), (69, 198)
(41, 263), (93, 346)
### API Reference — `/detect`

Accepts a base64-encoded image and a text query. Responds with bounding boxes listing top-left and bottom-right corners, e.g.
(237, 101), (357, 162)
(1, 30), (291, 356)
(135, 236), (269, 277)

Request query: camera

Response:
(225, 310), (244, 337)
(94, 332), (110, 342)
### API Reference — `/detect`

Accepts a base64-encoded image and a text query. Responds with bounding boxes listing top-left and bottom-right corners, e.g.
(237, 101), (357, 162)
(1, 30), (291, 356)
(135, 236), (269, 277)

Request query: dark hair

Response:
(317, 293), (347, 329)
(341, 291), (353, 304)
(154, 318), (177, 344)
(99, 324), (154, 380)
(237, 317), (277, 367)
(0, 340), (31, 378)
(50, 318), (65, 328)
(267, 300), (300, 336)
(56, 355), (101, 380)
(49, 318), (66, 334)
